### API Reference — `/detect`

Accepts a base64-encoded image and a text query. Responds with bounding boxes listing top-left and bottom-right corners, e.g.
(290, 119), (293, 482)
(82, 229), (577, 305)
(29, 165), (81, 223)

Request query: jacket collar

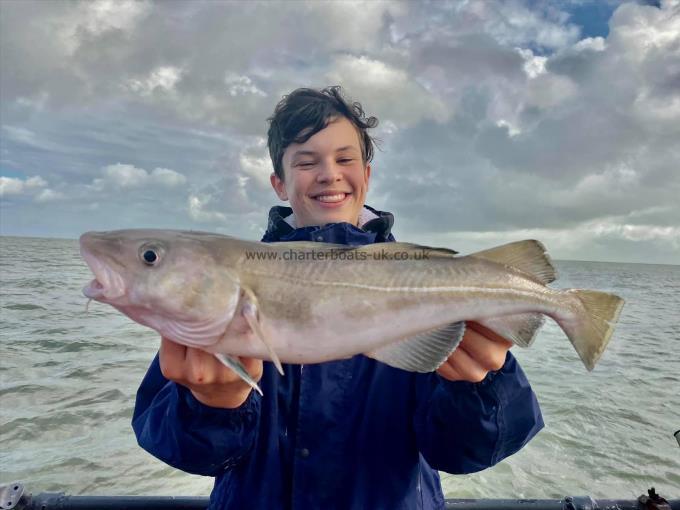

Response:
(262, 205), (395, 243)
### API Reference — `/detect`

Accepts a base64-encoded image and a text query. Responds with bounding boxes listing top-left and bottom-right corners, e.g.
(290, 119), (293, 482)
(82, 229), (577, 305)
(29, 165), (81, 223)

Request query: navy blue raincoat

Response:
(132, 206), (544, 510)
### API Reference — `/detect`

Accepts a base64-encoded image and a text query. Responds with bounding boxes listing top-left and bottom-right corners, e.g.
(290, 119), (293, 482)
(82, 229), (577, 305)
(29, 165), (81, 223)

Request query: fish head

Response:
(80, 229), (241, 347)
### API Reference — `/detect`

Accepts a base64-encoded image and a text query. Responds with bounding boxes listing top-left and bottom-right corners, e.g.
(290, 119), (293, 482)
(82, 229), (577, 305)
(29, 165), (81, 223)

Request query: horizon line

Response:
(1, 233), (677, 267)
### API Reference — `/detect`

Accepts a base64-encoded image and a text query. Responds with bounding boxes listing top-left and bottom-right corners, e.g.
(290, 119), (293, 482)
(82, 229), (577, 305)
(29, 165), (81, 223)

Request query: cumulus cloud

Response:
(126, 66), (184, 96)
(60, 0), (152, 52)
(187, 194), (227, 223)
(326, 55), (449, 125)
(225, 74), (267, 98)
(35, 189), (65, 202)
(151, 167), (188, 187)
(92, 163), (187, 190)
(0, 175), (65, 204)
(183, 142), (276, 224)
(376, 1), (679, 248)
(0, 176), (46, 196)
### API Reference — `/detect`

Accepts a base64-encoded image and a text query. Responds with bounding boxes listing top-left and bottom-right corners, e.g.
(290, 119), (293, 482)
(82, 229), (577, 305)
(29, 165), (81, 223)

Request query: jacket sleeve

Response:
(131, 354), (260, 476)
(413, 351), (543, 474)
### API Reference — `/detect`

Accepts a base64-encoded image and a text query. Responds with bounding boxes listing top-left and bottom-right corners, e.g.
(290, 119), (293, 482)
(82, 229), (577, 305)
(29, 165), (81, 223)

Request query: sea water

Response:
(1, 236), (678, 498)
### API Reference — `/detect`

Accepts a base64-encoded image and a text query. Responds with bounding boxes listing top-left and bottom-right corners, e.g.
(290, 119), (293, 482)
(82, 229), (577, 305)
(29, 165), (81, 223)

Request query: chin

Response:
(301, 202), (360, 226)
(328, 215), (358, 226)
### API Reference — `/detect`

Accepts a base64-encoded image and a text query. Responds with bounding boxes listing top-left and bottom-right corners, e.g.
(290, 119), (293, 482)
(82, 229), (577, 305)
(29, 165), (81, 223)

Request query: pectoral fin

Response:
(365, 321), (466, 373)
(242, 288), (285, 376)
(213, 353), (263, 396)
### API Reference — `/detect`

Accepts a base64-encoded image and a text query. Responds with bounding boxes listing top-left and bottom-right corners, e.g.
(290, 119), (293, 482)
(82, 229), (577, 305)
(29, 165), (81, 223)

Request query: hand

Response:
(437, 322), (513, 383)
(158, 337), (263, 409)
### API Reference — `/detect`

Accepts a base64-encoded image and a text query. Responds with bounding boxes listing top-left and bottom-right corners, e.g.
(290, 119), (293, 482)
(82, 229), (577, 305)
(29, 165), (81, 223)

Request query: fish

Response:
(80, 229), (624, 395)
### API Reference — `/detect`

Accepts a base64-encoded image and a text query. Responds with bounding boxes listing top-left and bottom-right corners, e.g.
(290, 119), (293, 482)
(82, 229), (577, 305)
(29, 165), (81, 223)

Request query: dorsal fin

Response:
(471, 240), (557, 284)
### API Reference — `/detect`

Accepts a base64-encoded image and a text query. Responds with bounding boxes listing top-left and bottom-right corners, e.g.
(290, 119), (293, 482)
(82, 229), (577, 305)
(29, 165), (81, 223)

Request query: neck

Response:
(284, 207), (378, 229)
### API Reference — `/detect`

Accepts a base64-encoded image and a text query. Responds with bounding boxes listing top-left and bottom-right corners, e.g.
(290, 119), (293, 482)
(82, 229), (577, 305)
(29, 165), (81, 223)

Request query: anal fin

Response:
(365, 322), (465, 373)
(477, 313), (546, 348)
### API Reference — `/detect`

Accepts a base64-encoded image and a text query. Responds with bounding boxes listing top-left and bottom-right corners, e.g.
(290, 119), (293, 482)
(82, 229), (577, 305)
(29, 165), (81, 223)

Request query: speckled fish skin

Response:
(80, 229), (624, 378)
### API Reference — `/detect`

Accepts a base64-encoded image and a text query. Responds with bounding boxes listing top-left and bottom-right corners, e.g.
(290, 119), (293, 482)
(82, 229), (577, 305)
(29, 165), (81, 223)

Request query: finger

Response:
(184, 349), (260, 386)
(159, 337), (187, 380)
(436, 359), (465, 381)
(238, 357), (264, 381)
(184, 347), (220, 385)
(460, 325), (510, 371)
(467, 321), (514, 347)
(447, 346), (488, 383)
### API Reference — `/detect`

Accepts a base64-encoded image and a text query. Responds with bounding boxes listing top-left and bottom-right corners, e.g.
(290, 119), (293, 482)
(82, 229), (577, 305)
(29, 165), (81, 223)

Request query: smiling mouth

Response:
(312, 192), (350, 203)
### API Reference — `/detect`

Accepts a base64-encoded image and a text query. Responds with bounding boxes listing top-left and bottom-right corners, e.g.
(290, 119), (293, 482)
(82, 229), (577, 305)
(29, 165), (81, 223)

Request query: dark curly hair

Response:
(267, 86), (379, 180)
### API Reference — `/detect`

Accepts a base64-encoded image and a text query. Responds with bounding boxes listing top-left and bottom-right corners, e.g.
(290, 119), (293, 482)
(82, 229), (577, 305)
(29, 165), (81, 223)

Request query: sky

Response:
(1, 0), (678, 264)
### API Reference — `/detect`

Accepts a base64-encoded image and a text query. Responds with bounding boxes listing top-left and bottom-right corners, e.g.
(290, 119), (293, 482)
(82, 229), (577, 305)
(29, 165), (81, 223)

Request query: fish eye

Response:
(142, 250), (158, 265)
(139, 245), (162, 266)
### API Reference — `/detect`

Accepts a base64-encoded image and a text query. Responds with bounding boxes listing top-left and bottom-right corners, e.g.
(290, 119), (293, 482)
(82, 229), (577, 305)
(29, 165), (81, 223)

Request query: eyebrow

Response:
(291, 146), (359, 158)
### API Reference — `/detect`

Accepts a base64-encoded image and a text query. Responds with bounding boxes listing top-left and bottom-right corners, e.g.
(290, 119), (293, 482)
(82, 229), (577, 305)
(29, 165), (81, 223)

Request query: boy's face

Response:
(270, 116), (371, 228)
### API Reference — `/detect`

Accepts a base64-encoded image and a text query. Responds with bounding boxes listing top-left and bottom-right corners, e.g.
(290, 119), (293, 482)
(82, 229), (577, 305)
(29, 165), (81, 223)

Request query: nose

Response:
(316, 159), (343, 183)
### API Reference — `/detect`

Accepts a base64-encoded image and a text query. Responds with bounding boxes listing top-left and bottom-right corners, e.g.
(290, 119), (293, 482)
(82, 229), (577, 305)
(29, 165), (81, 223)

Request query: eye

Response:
(142, 250), (158, 265)
(139, 245), (162, 266)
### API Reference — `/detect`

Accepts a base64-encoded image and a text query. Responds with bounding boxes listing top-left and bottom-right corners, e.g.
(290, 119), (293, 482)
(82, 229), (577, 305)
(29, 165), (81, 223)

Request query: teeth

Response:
(316, 193), (346, 203)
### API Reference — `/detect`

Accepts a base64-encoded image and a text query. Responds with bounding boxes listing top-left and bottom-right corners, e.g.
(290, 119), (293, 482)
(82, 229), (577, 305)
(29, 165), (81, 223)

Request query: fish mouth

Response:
(83, 278), (106, 299)
(80, 239), (126, 302)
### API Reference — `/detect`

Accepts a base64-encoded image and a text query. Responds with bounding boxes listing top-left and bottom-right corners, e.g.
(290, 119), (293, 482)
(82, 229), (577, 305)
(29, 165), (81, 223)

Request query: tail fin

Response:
(562, 290), (624, 371)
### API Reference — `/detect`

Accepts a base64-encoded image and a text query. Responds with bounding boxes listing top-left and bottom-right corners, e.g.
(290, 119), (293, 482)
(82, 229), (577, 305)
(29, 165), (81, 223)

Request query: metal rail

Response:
(2, 485), (677, 510)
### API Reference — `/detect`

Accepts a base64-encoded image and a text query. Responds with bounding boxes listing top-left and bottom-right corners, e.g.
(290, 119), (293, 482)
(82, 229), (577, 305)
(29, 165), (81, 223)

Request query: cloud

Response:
(239, 153), (273, 189)
(0, 175), (47, 196)
(62, 0), (152, 50)
(2, 126), (40, 146)
(92, 163), (187, 190)
(0, 175), (65, 204)
(1, 0), (678, 263)
(225, 74), (267, 98)
(326, 55), (449, 125)
(371, 0), (680, 255)
(35, 189), (65, 202)
(126, 66), (184, 96)
(183, 142), (276, 222)
(187, 194), (227, 223)
(151, 167), (188, 187)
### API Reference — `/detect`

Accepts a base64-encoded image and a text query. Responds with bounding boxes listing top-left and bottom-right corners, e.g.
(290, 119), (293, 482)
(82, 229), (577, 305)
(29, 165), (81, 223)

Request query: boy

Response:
(133, 86), (543, 509)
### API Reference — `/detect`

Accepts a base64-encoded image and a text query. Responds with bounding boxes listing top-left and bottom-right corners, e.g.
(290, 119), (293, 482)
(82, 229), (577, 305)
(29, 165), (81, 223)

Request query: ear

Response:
(270, 172), (288, 201)
(364, 163), (371, 189)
